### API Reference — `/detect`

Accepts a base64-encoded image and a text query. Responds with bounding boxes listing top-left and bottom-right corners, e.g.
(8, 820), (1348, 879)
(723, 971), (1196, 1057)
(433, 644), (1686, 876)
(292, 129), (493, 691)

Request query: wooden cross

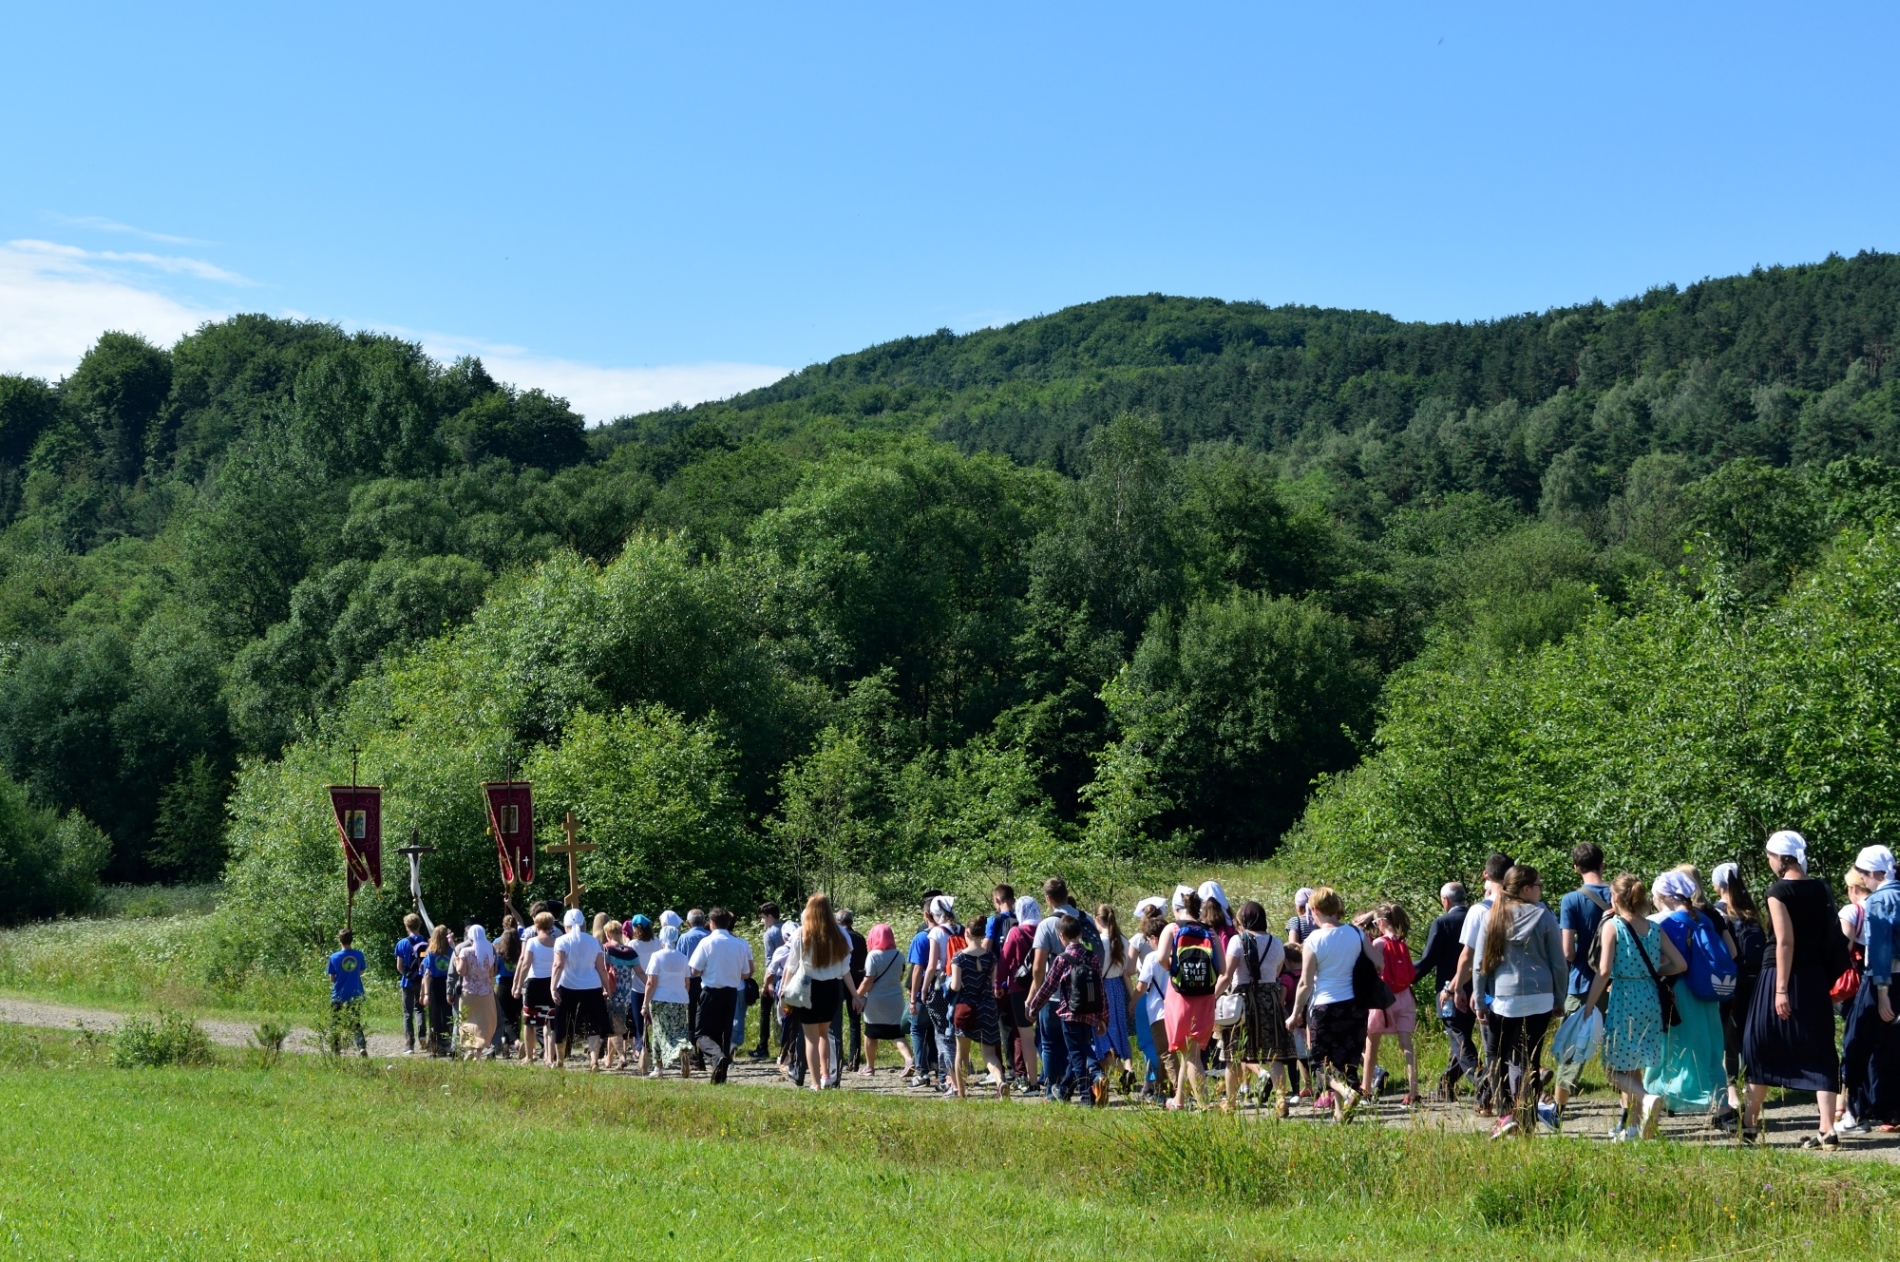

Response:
(544, 811), (596, 910)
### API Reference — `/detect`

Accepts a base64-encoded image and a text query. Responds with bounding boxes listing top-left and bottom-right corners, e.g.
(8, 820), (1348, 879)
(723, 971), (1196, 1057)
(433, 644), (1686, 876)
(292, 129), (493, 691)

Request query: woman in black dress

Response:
(1741, 830), (1846, 1148)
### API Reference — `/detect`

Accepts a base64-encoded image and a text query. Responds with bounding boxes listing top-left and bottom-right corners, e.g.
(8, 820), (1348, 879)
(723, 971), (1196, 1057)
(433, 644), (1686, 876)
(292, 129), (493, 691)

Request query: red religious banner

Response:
(327, 785), (383, 895)
(483, 781), (535, 886)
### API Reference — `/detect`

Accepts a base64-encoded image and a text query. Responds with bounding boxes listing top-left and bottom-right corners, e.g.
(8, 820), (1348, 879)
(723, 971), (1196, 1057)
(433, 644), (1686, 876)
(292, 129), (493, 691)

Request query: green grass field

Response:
(0, 1028), (1896, 1261)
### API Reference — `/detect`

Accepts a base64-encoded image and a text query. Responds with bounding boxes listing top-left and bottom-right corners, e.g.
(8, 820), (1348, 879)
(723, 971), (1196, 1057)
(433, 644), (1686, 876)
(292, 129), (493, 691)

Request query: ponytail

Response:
(1480, 865), (1540, 977)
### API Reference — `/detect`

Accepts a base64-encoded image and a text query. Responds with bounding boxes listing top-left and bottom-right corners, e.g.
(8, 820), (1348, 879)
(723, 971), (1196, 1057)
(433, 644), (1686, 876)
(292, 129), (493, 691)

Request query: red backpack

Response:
(1379, 936), (1416, 990)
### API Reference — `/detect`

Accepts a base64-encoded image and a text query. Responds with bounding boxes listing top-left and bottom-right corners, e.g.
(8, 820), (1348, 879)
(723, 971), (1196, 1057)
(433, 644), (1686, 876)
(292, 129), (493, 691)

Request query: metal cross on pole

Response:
(544, 811), (596, 911)
(397, 827), (438, 933)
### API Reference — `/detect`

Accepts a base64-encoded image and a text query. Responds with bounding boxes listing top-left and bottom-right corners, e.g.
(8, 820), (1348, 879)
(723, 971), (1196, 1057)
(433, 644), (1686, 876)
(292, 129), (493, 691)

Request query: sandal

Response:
(1399, 1093), (1420, 1106)
(1798, 1133), (1824, 1150)
(1740, 1127), (1760, 1146)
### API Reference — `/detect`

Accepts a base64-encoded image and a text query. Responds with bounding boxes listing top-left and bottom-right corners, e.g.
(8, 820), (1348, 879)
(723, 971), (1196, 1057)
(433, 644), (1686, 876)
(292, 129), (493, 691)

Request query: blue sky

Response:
(3, 2), (1896, 419)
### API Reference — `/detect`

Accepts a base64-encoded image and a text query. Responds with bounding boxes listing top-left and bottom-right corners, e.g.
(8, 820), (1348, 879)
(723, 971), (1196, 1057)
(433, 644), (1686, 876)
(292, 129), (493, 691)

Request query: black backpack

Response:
(1063, 952), (1104, 1016)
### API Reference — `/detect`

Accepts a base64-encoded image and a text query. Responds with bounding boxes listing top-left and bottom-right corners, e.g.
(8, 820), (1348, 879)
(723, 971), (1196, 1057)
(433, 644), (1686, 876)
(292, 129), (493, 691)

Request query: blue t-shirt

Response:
(679, 927), (709, 964)
(907, 929), (931, 967)
(329, 948), (366, 1003)
(1558, 884), (1611, 994)
(394, 934), (426, 988)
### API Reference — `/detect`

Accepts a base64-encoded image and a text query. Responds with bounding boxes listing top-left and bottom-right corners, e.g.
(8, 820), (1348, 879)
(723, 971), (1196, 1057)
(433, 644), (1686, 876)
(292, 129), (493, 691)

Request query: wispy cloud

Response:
(425, 334), (788, 421)
(46, 213), (205, 246)
(7, 238), (254, 286)
(0, 241), (221, 380)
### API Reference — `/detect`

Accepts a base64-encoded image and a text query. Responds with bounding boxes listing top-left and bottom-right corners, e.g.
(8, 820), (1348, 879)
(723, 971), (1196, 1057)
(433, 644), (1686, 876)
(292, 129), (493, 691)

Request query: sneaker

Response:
(1490, 1114), (1518, 1140)
(1609, 1126), (1630, 1143)
(1370, 1066), (1389, 1097)
(1835, 1117), (1866, 1136)
(1536, 1102), (1561, 1133)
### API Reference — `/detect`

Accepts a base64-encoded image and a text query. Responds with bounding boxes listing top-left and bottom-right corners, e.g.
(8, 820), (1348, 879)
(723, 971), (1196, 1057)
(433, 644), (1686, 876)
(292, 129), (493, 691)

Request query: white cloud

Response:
(9, 239), (253, 285)
(0, 240), (222, 380)
(423, 337), (788, 422)
(45, 214), (205, 246)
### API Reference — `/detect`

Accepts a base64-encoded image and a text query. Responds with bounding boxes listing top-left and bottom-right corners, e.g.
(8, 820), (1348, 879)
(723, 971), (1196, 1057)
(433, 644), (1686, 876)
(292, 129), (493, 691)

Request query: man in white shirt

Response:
(689, 906), (755, 1083)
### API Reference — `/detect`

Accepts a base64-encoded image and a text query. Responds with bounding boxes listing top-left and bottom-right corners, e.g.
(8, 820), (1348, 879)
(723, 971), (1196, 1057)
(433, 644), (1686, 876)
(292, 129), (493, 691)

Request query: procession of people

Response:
(350, 828), (1900, 1148)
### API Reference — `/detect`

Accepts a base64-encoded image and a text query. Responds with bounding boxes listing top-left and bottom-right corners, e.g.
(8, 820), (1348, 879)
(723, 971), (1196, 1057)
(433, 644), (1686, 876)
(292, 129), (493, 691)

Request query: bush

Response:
(110, 1011), (214, 1068)
(0, 772), (109, 925)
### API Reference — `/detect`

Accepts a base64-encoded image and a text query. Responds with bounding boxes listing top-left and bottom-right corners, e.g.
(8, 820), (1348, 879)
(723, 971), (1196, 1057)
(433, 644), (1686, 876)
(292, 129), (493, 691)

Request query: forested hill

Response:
(1, 251), (1898, 932)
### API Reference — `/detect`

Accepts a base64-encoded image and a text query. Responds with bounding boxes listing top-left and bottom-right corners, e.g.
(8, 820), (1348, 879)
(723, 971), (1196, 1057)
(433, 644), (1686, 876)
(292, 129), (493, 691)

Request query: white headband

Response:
(1711, 862), (1740, 892)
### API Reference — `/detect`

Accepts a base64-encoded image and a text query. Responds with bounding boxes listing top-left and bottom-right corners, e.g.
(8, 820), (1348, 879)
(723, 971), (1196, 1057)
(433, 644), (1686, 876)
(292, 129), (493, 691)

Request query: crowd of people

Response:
(324, 829), (1900, 1146)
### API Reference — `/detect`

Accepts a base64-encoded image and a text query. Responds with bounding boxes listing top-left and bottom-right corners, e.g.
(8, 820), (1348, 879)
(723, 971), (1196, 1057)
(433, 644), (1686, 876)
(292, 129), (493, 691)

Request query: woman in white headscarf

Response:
(454, 924), (498, 1057)
(998, 895), (1043, 1093)
(1643, 869), (1734, 1117)
(641, 923), (695, 1077)
(1742, 830), (1845, 1147)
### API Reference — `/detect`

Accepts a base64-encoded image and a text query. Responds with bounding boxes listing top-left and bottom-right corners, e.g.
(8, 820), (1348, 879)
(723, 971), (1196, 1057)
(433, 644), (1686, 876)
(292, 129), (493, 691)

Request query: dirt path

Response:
(6, 996), (1893, 1158)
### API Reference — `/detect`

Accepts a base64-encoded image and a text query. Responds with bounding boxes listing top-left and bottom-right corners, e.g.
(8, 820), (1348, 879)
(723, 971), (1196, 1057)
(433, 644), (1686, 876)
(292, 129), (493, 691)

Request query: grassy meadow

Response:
(0, 1028), (1895, 1261)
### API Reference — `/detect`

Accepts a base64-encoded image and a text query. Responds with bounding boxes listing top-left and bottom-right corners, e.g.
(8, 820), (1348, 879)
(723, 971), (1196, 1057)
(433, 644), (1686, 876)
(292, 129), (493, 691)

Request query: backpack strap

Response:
(1580, 885), (1612, 914)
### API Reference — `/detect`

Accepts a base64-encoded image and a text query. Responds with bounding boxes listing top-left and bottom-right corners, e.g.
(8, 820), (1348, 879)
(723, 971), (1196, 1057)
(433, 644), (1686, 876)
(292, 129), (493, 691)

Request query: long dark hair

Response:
(1096, 905), (1125, 970)
(1721, 871), (1760, 925)
(496, 915), (522, 967)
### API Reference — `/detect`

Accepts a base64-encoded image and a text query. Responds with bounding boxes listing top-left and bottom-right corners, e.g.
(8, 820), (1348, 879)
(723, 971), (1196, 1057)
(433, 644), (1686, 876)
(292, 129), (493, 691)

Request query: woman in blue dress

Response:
(1644, 869), (1734, 1120)
(1581, 874), (1687, 1140)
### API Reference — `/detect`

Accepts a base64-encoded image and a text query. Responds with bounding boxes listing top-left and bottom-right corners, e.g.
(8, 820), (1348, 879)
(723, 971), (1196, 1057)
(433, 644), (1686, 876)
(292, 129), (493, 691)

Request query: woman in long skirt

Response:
(1219, 900), (1294, 1115)
(1092, 906), (1135, 1094)
(642, 925), (696, 1077)
(1644, 871), (1732, 1116)
(1742, 831), (1844, 1148)
(453, 925), (499, 1056)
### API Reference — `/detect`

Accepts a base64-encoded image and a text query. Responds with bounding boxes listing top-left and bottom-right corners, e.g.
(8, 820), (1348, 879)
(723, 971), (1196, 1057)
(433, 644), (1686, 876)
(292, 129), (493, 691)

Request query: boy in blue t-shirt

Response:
(328, 930), (369, 1056)
(394, 913), (428, 1053)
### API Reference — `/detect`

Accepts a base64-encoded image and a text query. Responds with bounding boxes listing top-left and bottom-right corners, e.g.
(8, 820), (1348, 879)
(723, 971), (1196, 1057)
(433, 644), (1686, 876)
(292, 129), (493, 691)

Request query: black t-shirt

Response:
(1765, 877), (1841, 975)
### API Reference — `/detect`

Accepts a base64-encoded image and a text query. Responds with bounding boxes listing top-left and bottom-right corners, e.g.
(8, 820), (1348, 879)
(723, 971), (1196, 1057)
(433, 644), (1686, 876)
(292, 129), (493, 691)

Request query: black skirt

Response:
(1843, 977), (1900, 1125)
(789, 977), (843, 1026)
(1307, 999), (1366, 1076)
(865, 1022), (903, 1041)
(1741, 963), (1838, 1092)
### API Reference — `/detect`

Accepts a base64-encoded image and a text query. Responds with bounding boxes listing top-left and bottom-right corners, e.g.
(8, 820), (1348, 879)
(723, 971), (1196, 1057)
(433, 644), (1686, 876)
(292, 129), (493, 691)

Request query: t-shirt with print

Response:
(328, 948), (366, 1003)
(1559, 883), (1612, 994)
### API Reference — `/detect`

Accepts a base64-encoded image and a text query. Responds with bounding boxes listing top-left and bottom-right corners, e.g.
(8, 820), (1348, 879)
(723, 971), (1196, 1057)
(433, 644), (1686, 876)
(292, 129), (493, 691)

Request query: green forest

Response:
(3, 251), (1900, 974)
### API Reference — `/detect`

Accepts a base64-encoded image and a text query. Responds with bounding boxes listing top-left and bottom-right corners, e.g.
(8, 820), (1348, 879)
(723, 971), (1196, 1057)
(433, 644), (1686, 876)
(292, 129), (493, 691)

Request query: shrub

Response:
(110, 1012), (214, 1068)
(0, 772), (109, 925)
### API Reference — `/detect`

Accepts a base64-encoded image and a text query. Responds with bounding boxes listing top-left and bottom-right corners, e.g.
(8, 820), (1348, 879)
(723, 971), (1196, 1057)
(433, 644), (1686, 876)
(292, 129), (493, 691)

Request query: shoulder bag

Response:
(1350, 926), (1397, 1010)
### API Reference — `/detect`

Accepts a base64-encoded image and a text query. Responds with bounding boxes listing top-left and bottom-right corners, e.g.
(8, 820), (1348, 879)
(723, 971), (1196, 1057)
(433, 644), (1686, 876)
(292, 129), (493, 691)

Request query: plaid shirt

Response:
(1025, 942), (1106, 1030)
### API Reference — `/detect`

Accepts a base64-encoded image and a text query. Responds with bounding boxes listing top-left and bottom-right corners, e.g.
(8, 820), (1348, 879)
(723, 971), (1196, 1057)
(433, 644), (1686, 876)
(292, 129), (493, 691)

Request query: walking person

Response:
(1024, 914), (1109, 1106)
(1848, 846), (1900, 1133)
(1471, 866), (1566, 1138)
(515, 910), (560, 1065)
(998, 897), (1042, 1094)
(1453, 853), (1516, 1117)
(1580, 874), (1687, 1141)
(1417, 883), (1475, 1102)
(923, 896), (968, 1097)
(1554, 844), (1612, 1120)
(454, 924), (499, 1058)
(783, 893), (852, 1091)
(642, 924), (695, 1078)
(679, 910), (709, 1070)
(422, 925), (455, 1057)
(906, 892), (942, 1089)
(855, 923), (914, 1077)
(603, 922), (641, 1070)
(1217, 900), (1293, 1115)
(837, 910), (867, 1071)
(688, 907), (754, 1084)
(1157, 886), (1223, 1110)
(986, 886), (1020, 1079)
(1092, 905), (1135, 1097)
(493, 914), (522, 1058)
(553, 908), (612, 1071)
(1710, 863), (1765, 1130)
(1361, 904), (1420, 1105)
(395, 913), (429, 1054)
(1286, 887), (1378, 1123)
(327, 929), (368, 1056)
(1742, 831), (1846, 1148)
(1133, 910), (1174, 1101)
(751, 902), (784, 1059)
(948, 919), (1009, 1100)
(1644, 870), (1733, 1123)
(1031, 878), (1100, 1100)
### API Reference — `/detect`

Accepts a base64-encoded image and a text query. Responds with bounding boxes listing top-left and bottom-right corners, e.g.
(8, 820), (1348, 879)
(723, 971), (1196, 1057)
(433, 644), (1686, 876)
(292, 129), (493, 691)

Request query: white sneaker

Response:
(1609, 1126), (1629, 1143)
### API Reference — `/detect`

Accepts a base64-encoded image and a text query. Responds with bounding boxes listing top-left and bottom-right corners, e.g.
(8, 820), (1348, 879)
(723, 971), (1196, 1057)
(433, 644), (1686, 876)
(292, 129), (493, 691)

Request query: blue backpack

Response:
(1681, 910), (1738, 1002)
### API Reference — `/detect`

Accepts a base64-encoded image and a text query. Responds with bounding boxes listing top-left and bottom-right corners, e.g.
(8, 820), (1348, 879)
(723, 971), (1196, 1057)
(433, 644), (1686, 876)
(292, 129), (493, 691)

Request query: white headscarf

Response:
(1653, 870), (1697, 903)
(1133, 896), (1165, 922)
(1197, 880), (1229, 916)
(1294, 887), (1314, 911)
(562, 908), (586, 931)
(1014, 895), (1041, 927)
(660, 909), (682, 929)
(929, 895), (956, 922)
(660, 924), (681, 948)
(1711, 862), (1740, 893)
(1170, 884), (1196, 913)
(464, 924), (494, 968)
(1766, 829), (1809, 874)
(1855, 845), (1896, 878)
